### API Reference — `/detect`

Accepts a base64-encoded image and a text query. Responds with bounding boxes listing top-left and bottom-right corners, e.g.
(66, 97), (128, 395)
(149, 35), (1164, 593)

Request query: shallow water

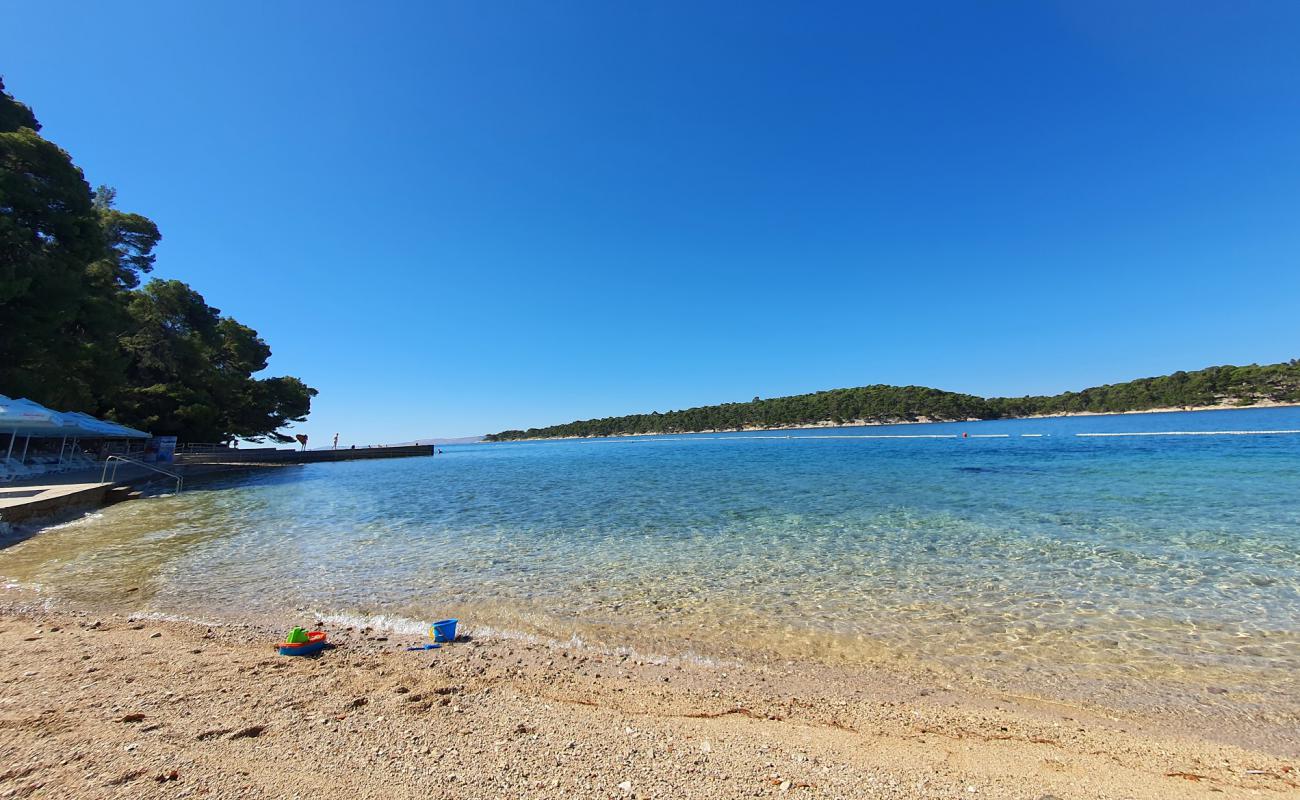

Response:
(3, 408), (1298, 712)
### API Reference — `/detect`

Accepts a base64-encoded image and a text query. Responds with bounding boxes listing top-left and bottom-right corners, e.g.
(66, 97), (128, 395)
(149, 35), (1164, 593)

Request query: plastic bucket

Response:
(430, 618), (458, 643)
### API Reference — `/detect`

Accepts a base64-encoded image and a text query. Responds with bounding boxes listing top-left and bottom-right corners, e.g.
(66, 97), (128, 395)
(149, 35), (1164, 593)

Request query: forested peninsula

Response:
(485, 361), (1300, 441)
(1, 79), (315, 443)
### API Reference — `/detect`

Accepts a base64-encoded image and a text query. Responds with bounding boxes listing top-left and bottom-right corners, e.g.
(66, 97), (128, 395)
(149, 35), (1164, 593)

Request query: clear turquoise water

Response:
(3, 407), (1298, 709)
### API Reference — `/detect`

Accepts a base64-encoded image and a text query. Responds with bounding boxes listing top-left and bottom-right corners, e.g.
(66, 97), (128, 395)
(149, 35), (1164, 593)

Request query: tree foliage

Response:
(0, 78), (314, 442)
(484, 361), (1300, 441)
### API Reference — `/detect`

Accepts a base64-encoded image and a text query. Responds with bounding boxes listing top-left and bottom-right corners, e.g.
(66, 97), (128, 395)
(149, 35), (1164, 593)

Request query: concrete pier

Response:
(1, 444), (436, 527)
(174, 443), (435, 466)
(0, 482), (113, 525)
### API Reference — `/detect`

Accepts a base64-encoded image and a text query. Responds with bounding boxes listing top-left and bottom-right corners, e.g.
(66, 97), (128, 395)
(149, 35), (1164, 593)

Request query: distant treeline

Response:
(485, 361), (1300, 441)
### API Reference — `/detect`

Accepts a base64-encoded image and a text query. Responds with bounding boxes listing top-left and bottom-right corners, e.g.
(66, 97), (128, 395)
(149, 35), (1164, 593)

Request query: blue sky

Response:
(5, 2), (1299, 442)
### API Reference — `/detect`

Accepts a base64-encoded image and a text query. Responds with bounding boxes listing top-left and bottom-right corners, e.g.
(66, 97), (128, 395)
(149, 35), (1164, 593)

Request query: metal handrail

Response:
(100, 455), (184, 494)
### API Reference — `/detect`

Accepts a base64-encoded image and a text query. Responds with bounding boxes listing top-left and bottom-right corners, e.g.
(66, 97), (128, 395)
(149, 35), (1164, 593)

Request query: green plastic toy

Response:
(285, 627), (309, 644)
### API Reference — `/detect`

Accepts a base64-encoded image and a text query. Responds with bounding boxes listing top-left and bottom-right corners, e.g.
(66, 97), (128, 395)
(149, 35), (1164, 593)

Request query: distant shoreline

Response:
(488, 400), (1300, 442)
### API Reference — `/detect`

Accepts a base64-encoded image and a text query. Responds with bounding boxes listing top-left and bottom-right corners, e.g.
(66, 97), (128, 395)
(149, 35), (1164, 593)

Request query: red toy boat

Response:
(278, 630), (328, 656)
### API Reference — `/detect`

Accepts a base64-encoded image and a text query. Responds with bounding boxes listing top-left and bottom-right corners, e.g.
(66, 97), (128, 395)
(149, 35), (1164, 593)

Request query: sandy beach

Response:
(2, 602), (1295, 799)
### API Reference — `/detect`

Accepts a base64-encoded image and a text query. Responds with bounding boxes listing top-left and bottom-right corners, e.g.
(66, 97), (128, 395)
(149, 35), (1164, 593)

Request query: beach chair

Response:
(3, 458), (35, 479)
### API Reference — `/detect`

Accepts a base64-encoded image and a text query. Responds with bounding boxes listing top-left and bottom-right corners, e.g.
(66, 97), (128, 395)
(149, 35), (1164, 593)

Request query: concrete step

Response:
(103, 486), (141, 505)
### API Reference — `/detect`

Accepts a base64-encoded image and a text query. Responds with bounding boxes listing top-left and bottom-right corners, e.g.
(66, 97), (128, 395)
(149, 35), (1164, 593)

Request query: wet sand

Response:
(2, 603), (1295, 799)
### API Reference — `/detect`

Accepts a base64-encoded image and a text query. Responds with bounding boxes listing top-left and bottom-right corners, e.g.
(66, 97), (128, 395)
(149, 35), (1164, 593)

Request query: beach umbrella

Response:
(0, 396), (66, 431)
(60, 412), (110, 437)
(0, 396), (70, 460)
(58, 412), (148, 471)
(98, 420), (149, 438)
(60, 411), (148, 439)
(0, 399), (148, 468)
(45, 405), (83, 464)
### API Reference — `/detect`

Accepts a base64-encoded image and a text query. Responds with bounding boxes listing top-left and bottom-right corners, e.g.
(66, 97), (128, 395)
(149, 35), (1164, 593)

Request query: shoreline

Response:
(487, 401), (1300, 443)
(8, 583), (1297, 750)
(2, 601), (1297, 799)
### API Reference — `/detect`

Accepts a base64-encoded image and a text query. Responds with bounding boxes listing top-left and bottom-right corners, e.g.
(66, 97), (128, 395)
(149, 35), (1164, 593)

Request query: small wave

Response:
(127, 609), (226, 628)
(31, 511), (105, 531)
(2, 579), (46, 594)
(311, 610), (731, 668)
(314, 611), (434, 637)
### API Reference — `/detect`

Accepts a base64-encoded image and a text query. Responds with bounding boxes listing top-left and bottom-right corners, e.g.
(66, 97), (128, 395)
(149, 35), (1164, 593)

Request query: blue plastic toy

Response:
(429, 618), (458, 643)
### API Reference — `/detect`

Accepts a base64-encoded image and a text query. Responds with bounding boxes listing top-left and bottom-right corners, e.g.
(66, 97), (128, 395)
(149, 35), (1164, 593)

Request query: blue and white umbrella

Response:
(0, 396), (81, 465)
(0, 397), (147, 468)
(60, 411), (149, 439)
